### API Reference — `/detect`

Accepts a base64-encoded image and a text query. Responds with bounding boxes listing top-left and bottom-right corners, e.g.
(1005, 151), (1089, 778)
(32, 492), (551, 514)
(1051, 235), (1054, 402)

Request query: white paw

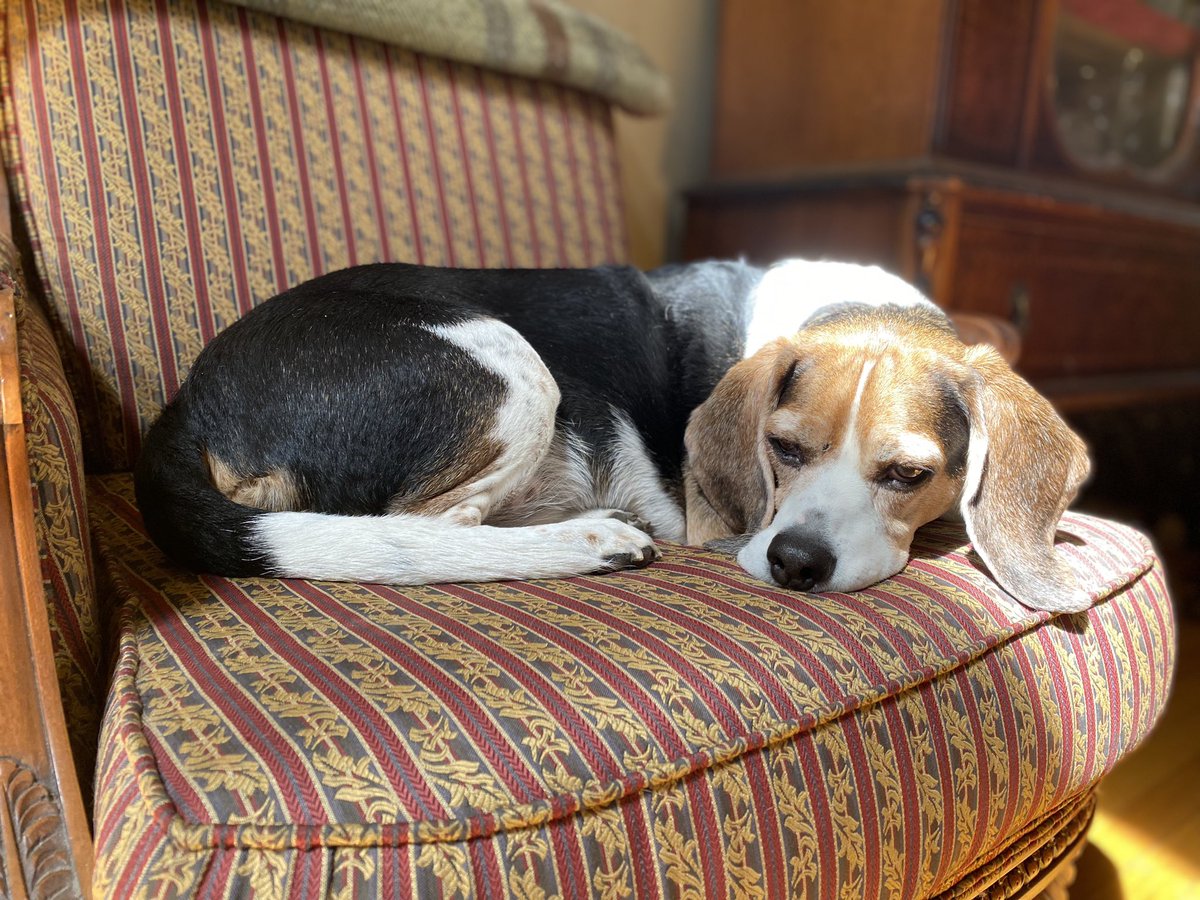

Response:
(553, 517), (660, 573)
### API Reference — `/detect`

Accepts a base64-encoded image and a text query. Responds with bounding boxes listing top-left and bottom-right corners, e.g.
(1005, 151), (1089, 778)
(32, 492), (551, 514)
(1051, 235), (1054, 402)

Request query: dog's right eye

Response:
(769, 436), (806, 467)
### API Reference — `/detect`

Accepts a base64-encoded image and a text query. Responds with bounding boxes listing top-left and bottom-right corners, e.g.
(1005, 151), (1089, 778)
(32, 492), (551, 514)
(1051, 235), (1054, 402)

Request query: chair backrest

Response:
(3, 0), (627, 472)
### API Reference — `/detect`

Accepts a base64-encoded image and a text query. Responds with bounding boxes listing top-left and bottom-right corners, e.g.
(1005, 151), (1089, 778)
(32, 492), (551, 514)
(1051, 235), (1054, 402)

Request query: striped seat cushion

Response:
(89, 472), (1175, 898)
(3, 0), (625, 472)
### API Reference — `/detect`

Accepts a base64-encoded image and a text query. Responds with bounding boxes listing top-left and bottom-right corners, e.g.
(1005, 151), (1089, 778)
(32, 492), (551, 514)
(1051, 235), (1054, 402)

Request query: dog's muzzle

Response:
(766, 528), (836, 592)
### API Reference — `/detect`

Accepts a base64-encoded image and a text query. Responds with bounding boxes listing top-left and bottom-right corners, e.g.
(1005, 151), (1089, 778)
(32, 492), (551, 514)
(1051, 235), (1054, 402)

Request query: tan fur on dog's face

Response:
(757, 339), (969, 577)
(685, 307), (1091, 613)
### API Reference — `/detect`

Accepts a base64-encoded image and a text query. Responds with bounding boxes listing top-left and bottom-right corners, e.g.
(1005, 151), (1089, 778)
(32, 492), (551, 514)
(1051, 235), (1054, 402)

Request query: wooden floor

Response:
(1072, 617), (1200, 899)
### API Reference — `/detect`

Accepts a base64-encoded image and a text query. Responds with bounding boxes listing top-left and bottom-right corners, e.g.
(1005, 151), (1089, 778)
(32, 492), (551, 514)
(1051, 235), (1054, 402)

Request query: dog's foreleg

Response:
(252, 511), (659, 584)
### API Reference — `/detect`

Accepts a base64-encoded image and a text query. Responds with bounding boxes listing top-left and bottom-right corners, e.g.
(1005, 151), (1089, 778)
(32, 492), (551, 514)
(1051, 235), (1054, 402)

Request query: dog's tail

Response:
(132, 406), (510, 584)
(134, 404), (273, 578)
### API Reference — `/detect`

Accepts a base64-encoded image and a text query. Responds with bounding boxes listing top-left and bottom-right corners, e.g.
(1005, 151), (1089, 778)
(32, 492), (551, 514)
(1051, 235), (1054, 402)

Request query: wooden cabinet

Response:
(946, 186), (1200, 379)
(687, 0), (1200, 409)
(708, 0), (1200, 197)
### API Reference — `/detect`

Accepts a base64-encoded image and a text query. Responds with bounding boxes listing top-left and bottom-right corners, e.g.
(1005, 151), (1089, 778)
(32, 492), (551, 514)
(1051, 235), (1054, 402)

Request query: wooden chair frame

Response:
(0, 176), (93, 896)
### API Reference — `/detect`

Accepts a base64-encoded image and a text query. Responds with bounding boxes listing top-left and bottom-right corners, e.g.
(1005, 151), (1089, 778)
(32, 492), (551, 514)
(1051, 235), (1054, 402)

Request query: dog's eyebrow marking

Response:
(777, 358), (799, 406)
(880, 433), (943, 466)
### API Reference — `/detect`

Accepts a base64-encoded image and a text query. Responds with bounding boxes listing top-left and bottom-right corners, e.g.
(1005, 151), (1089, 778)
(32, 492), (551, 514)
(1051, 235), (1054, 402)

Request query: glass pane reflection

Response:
(1052, 0), (1198, 173)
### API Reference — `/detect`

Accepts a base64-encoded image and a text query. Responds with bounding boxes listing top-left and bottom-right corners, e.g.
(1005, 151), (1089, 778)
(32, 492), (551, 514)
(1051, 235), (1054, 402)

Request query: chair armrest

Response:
(10, 256), (104, 791)
(0, 225), (93, 893)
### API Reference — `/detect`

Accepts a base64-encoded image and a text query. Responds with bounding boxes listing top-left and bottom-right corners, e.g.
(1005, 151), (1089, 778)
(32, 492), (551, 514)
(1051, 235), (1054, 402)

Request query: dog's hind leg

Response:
(249, 316), (660, 584)
(391, 318), (561, 527)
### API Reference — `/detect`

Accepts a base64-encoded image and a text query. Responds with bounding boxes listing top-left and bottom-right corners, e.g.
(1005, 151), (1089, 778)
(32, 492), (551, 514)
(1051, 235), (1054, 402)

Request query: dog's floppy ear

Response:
(685, 340), (797, 544)
(958, 344), (1092, 613)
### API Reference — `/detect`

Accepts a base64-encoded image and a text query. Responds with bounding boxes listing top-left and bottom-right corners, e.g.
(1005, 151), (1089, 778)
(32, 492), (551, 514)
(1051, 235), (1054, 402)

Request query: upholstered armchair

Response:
(0, 2), (1175, 897)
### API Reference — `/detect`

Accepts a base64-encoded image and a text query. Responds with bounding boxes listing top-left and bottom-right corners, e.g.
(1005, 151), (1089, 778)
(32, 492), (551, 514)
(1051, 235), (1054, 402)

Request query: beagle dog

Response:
(136, 259), (1091, 612)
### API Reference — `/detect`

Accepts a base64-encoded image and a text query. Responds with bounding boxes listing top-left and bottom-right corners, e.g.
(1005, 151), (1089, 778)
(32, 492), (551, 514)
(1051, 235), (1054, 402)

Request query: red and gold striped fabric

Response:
(2, 0), (626, 472)
(89, 472), (1175, 899)
(7, 257), (102, 794)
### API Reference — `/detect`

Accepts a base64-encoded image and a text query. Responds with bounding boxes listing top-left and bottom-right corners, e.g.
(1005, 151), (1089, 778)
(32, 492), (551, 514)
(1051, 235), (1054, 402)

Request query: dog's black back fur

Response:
(135, 261), (762, 575)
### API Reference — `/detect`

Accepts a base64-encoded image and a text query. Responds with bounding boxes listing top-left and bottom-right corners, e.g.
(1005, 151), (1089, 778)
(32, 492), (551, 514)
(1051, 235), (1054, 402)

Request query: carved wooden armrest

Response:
(0, 184), (93, 897)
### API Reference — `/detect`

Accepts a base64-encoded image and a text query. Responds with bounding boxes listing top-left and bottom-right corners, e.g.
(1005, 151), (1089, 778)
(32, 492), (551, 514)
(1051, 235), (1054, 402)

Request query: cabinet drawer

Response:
(947, 192), (1200, 379)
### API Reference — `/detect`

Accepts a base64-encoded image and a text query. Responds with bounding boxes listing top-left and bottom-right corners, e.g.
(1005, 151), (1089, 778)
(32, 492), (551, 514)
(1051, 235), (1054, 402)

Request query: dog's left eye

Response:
(769, 436), (806, 467)
(883, 464), (931, 487)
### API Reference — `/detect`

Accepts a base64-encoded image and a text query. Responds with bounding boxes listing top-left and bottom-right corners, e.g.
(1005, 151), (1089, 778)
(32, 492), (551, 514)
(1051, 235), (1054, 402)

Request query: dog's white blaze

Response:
(426, 318), (559, 524)
(850, 359), (875, 410)
(738, 359), (905, 592)
(743, 260), (935, 358)
(254, 511), (656, 584)
(603, 412), (685, 541)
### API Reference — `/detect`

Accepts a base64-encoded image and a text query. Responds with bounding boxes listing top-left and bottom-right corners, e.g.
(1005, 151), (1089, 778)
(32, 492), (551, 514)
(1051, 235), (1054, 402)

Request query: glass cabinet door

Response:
(1051, 0), (1200, 177)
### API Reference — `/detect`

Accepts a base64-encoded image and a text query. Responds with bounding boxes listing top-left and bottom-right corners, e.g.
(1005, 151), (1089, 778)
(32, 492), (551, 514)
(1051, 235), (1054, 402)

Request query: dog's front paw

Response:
(569, 517), (660, 573)
(601, 543), (661, 572)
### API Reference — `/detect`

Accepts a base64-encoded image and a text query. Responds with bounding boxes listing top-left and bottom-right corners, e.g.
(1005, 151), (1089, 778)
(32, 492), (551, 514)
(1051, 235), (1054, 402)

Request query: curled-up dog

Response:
(135, 260), (1090, 612)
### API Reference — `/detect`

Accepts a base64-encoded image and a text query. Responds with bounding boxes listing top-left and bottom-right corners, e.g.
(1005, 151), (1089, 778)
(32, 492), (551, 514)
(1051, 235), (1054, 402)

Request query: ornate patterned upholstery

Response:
(2, 0), (624, 779)
(0, 0), (1178, 897)
(4, 0), (624, 472)
(6, 253), (103, 794)
(88, 474), (1173, 897)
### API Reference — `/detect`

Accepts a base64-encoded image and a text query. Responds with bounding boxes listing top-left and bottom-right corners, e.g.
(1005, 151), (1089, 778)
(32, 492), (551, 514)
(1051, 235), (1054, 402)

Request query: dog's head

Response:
(684, 305), (1091, 613)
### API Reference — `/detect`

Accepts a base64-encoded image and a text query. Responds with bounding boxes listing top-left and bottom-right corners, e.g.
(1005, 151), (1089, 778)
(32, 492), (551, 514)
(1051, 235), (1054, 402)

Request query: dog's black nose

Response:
(766, 530), (836, 592)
